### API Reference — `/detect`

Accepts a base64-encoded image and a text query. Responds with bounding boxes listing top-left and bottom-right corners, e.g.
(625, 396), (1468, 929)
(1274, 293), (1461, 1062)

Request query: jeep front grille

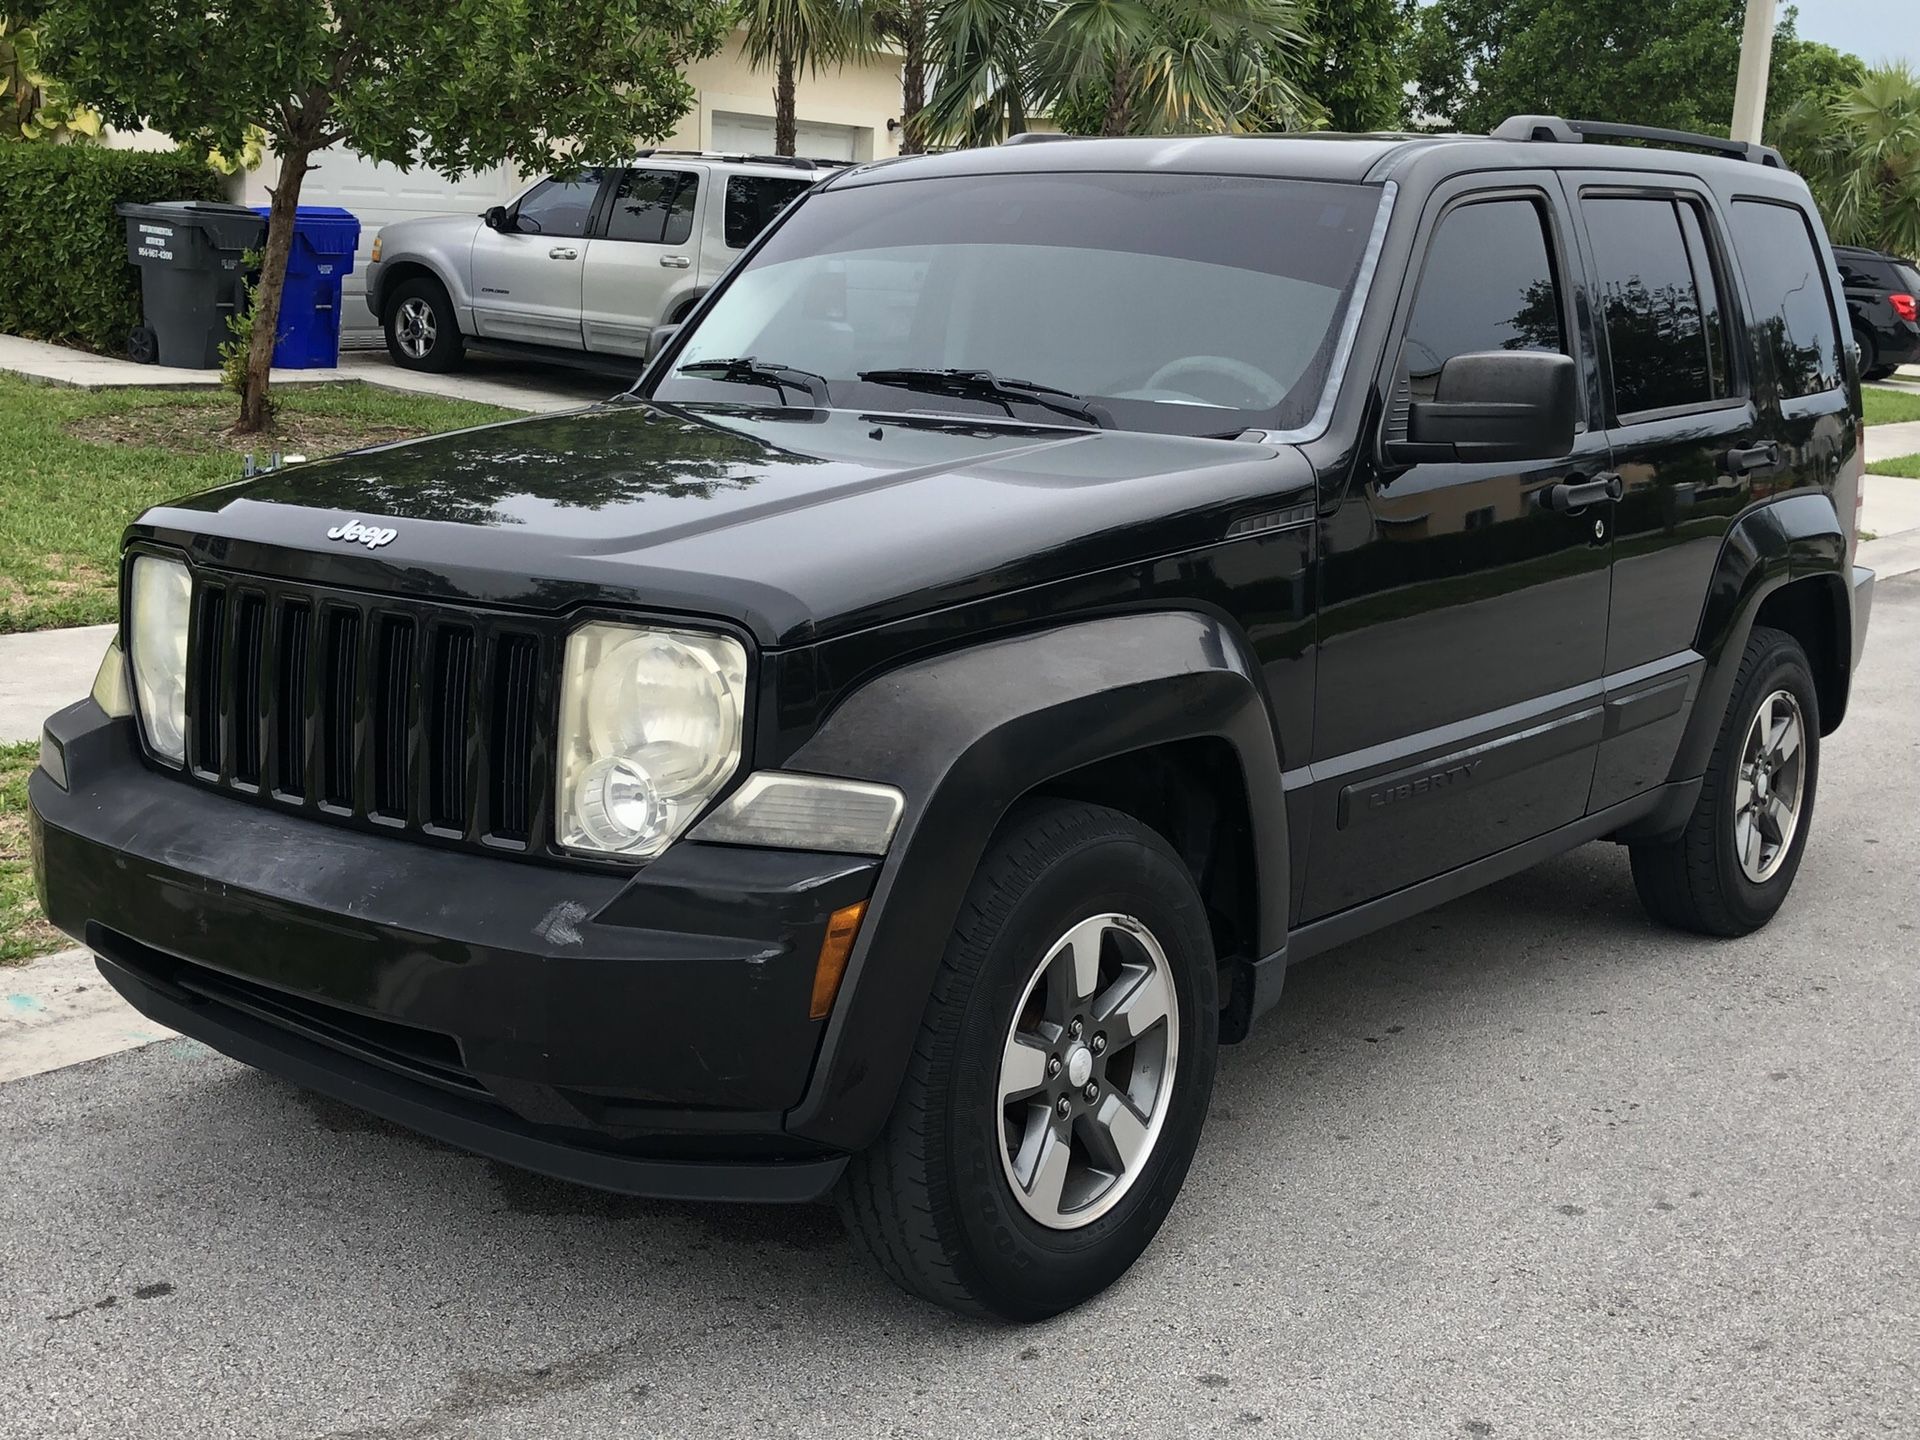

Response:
(178, 574), (554, 855)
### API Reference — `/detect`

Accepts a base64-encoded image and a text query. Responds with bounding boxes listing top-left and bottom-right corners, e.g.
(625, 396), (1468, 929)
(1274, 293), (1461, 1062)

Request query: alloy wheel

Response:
(1734, 688), (1806, 884)
(996, 913), (1180, 1230)
(396, 298), (437, 359)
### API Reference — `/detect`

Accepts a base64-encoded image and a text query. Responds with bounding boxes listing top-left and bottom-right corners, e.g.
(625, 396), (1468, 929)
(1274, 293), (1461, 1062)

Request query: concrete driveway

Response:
(4, 580), (1917, 1440)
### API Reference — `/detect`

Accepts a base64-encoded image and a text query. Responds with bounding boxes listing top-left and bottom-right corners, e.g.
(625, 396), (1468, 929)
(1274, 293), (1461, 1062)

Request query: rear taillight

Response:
(1891, 292), (1917, 323)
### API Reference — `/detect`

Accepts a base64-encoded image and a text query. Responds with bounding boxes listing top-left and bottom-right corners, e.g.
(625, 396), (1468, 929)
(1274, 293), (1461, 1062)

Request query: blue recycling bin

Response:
(251, 206), (361, 368)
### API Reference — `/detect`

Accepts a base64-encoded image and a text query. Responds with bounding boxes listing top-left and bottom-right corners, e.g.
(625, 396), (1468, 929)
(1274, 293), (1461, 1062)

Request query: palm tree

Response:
(923, 0), (1314, 147)
(738, 0), (873, 156)
(1775, 63), (1920, 258)
(920, 0), (1040, 146)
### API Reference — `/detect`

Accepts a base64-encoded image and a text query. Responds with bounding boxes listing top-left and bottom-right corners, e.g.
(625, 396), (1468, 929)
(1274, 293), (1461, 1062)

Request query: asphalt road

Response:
(4, 581), (1916, 1440)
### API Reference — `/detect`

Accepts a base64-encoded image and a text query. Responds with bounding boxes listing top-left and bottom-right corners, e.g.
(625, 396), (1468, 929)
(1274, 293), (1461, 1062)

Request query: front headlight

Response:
(556, 622), (748, 858)
(128, 555), (192, 765)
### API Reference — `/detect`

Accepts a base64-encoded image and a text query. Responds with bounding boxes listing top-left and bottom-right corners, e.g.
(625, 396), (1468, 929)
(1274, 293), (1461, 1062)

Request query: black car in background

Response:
(1835, 242), (1920, 380)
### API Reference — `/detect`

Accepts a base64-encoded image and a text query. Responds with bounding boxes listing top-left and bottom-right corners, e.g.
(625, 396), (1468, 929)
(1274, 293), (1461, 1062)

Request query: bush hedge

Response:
(0, 146), (226, 354)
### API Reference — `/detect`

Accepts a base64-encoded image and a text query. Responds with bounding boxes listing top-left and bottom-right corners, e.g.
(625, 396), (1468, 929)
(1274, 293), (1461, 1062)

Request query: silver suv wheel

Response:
(394, 297), (437, 360)
(997, 913), (1180, 1230)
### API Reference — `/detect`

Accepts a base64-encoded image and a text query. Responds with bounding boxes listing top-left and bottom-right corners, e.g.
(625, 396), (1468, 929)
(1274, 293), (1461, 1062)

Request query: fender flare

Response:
(369, 253), (467, 326)
(1667, 491), (1851, 786)
(780, 611), (1288, 1153)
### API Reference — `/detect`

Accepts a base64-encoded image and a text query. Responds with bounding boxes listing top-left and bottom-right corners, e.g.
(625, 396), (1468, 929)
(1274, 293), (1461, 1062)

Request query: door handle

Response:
(548, 246), (578, 260)
(659, 254), (692, 269)
(1538, 471), (1624, 512)
(1723, 441), (1781, 475)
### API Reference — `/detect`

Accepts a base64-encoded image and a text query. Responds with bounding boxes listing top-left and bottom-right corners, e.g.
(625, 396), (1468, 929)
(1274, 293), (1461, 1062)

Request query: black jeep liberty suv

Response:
(31, 117), (1875, 1319)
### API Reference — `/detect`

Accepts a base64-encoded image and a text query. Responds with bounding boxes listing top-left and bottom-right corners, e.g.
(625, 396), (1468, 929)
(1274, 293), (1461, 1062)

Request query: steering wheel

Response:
(1140, 355), (1283, 409)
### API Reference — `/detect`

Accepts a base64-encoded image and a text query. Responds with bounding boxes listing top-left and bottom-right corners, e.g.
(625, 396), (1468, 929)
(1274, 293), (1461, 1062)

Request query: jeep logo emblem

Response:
(326, 519), (398, 550)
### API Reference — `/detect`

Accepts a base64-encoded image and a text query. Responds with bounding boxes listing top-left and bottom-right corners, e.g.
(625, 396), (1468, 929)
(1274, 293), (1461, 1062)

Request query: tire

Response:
(1855, 328), (1879, 379)
(1630, 625), (1820, 937)
(1865, 365), (1897, 382)
(837, 799), (1219, 1320)
(383, 276), (466, 373)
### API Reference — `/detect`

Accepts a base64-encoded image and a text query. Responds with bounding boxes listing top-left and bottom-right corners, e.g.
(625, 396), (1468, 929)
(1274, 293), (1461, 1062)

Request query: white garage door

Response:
(266, 148), (518, 339)
(711, 111), (860, 162)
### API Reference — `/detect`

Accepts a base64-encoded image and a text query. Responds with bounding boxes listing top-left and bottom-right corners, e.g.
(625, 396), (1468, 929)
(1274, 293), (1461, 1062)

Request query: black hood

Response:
(136, 403), (1314, 647)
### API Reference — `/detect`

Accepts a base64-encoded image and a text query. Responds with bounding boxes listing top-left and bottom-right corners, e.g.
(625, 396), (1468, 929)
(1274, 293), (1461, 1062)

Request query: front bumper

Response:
(30, 700), (877, 1202)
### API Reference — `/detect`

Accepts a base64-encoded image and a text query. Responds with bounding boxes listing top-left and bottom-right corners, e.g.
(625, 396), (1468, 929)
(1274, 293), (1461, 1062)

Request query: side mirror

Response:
(1393, 350), (1577, 465)
(483, 205), (510, 232)
(645, 321), (683, 364)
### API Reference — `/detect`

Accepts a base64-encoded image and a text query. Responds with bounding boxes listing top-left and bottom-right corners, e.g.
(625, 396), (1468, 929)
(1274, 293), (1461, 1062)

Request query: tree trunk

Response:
(899, 0), (928, 154)
(1102, 61), (1134, 137)
(774, 45), (797, 156)
(237, 145), (312, 434)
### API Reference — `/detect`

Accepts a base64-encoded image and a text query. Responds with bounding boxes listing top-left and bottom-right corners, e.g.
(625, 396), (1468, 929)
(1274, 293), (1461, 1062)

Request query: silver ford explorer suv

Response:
(366, 151), (844, 372)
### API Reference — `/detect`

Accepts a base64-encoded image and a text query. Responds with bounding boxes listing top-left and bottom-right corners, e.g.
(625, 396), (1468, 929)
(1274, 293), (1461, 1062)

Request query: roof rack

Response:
(1491, 115), (1784, 169)
(999, 132), (1078, 145)
(633, 148), (852, 170)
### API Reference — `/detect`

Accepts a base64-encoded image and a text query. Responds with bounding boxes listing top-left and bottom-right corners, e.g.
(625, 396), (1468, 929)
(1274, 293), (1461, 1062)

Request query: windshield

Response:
(649, 171), (1386, 436)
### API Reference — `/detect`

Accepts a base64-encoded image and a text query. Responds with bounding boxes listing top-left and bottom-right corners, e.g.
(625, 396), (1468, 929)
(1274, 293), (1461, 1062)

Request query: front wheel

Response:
(1630, 625), (1819, 936)
(837, 799), (1219, 1319)
(383, 276), (466, 373)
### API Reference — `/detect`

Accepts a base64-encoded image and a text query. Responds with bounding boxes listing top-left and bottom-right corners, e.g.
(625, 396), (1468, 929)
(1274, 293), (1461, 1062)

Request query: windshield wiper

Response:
(856, 368), (1110, 428)
(678, 357), (830, 407)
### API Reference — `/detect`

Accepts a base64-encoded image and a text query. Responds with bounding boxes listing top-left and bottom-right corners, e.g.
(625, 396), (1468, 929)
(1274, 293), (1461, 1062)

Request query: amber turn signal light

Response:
(810, 901), (868, 1019)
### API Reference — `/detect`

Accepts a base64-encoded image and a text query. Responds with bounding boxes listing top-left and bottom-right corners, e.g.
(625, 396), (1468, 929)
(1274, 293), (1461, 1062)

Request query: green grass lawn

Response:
(1862, 387), (1920, 427)
(1868, 452), (1920, 478)
(1, 740), (59, 964)
(0, 375), (516, 633)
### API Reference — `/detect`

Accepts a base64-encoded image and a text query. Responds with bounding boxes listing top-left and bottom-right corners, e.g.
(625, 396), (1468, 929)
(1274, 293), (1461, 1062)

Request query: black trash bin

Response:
(116, 201), (266, 368)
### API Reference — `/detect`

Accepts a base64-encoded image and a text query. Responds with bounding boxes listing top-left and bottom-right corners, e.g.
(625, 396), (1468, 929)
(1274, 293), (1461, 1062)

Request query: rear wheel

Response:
(837, 799), (1218, 1319)
(383, 276), (465, 373)
(1630, 626), (1819, 936)
(1855, 326), (1879, 380)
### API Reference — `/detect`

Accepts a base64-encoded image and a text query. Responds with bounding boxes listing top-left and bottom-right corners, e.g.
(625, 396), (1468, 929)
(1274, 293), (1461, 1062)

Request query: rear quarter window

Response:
(725, 176), (814, 250)
(1728, 200), (1844, 399)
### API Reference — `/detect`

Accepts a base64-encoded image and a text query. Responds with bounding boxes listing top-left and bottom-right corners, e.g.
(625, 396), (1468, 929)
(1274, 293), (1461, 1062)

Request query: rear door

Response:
(580, 166), (704, 357)
(468, 171), (609, 349)
(1564, 175), (1762, 809)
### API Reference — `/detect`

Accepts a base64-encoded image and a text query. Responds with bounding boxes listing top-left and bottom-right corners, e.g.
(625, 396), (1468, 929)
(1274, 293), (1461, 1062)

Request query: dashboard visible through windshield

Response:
(648, 170), (1388, 437)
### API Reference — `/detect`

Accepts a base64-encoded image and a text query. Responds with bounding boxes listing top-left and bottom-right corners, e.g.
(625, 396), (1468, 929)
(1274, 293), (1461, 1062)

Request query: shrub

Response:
(0, 145), (225, 354)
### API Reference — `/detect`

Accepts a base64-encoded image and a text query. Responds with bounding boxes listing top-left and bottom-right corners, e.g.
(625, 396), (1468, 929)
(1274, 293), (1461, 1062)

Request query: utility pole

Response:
(1731, 0), (1778, 143)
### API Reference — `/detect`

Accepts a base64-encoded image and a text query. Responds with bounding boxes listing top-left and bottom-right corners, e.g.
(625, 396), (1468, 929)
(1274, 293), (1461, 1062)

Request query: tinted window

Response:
(1583, 197), (1730, 416)
(657, 173), (1386, 437)
(513, 172), (605, 239)
(1837, 255), (1896, 290)
(725, 176), (813, 249)
(1729, 200), (1843, 399)
(1403, 199), (1563, 402)
(1896, 262), (1920, 295)
(604, 170), (697, 245)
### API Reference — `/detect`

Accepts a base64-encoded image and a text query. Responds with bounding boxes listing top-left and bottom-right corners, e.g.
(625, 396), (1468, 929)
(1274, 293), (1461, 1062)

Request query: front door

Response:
(1302, 181), (1614, 919)
(580, 167), (703, 357)
(468, 171), (608, 349)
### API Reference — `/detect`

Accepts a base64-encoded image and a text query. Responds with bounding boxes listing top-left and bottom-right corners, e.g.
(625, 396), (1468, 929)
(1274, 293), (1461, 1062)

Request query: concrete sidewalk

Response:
(1864, 418), (1920, 468)
(0, 947), (175, 1083)
(0, 624), (114, 744)
(0, 332), (613, 414)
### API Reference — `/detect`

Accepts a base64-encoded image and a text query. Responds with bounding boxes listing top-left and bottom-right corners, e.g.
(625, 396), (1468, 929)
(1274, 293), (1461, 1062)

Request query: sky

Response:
(1786, 0), (1915, 66)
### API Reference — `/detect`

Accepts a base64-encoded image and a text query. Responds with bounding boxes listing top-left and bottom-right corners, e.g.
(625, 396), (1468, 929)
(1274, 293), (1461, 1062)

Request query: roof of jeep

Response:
(828, 131), (1802, 192)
